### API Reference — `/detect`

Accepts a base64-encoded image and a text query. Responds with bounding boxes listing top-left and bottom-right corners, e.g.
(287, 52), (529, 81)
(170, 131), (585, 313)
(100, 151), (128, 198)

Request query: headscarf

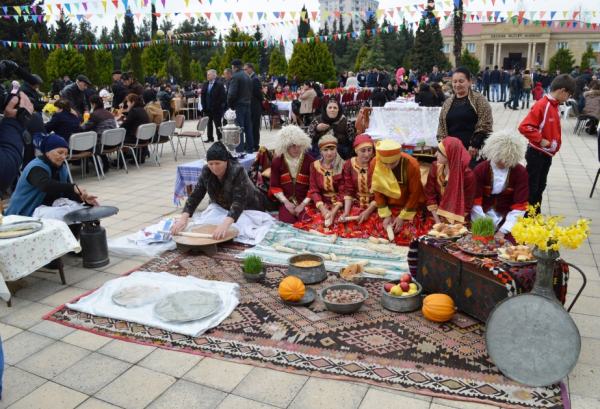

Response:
(436, 136), (472, 223)
(320, 97), (343, 125)
(371, 139), (402, 199)
(318, 134), (344, 174)
(41, 134), (69, 153)
(353, 134), (374, 152)
(206, 141), (233, 162)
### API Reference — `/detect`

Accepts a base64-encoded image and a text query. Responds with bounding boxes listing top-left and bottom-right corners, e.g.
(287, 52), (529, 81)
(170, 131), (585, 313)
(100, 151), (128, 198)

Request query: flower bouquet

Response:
(42, 102), (57, 115)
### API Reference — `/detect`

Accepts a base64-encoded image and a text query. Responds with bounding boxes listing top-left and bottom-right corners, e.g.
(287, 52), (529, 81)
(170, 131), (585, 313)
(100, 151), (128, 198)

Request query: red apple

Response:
(383, 283), (394, 293)
(400, 281), (410, 292)
(400, 273), (412, 284)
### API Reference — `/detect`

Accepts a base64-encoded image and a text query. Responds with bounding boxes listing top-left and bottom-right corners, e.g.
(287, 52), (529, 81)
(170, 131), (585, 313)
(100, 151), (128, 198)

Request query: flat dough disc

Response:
(112, 285), (163, 308)
(154, 290), (222, 323)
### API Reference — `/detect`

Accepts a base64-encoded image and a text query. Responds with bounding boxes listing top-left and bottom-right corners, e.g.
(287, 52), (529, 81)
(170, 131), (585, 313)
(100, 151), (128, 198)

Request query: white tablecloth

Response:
(366, 104), (441, 147)
(272, 101), (293, 119)
(0, 215), (81, 301)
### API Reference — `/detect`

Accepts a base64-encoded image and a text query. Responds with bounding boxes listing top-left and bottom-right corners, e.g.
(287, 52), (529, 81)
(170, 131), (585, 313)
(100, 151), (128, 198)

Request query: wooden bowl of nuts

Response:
(319, 283), (368, 314)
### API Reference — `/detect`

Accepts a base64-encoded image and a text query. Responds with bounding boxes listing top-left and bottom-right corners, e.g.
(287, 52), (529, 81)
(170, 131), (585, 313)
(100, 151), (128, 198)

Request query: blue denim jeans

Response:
(234, 104), (254, 152)
(490, 83), (500, 101)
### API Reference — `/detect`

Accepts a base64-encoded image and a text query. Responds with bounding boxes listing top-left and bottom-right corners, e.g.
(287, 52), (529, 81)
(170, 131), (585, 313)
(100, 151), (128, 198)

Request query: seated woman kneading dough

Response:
(171, 142), (276, 239)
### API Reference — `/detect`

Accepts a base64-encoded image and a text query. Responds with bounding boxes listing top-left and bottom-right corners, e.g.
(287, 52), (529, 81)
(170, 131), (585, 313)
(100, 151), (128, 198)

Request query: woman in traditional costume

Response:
(371, 139), (431, 245)
(171, 142), (275, 239)
(341, 134), (377, 224)
(268, 125), (315, 223)
(424, 136), (476, 224)
(471, 130), (529, 240)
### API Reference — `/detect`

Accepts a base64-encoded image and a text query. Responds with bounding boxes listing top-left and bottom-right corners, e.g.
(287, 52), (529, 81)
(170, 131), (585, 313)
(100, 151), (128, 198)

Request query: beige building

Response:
(441, 21), (600, 70)
(319, 0), (379, 31)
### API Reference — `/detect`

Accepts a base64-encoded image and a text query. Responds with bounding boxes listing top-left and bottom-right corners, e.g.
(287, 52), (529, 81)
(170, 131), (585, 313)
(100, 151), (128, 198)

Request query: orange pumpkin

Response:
(422, 293), (456, 322)
(279, 276), (306, 302)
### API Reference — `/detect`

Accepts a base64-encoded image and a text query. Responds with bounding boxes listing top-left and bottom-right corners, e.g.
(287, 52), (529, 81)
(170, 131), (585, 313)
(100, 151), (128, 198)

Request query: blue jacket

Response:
(5, 158), (68, 217)
(44, 111), (81, 142)
(0, 118), (25, 192)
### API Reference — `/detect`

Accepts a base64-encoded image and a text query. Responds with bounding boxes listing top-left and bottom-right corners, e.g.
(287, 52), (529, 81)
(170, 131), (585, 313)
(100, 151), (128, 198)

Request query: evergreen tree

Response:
(142, 42), (168, 77)
(380, 18), (404, 70)
(96, 50), (114, 86)
(0, 0), (36, 64)
(268, 48), (288, 77)
(46, 49), (86, 81)
(207, 51), (225, 74)
(298, 6), (311, 38)
(319, 22), (330, 36)
(288, 31), (335, 82)
(122, 10), (144, 81)
(151, 4), (158, 37)
(341, 20), (360, 72)
(28, 33), (47, 85)
(398, 22), (415, 68)
(354, 45), (368, 72)
(99, 27), (111, 43)
(254, 26), (269, 75)
(75, 20), (98, 85)
(111, 19), (124, 69)
(333, 15), (348, 71)
(452, 0), (464, 67)
(460, 49), (480, 77)
(54, 12), (75, 44)
(549, 48), (575, 74)
(190, 60), (203, 82)
(581, 44), (596, 71)
(411, 4), (450, 74)
(364, 37), (387, 70)
(180, 44), (192, 82)
(222, 26), (259, 69)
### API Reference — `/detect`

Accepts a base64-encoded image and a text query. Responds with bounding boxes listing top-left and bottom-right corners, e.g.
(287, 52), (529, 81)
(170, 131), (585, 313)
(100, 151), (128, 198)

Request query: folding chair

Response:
(162, 109), (171, 121)
(152, 121), (177, 165)
(590, 129), (600, 198)
(175, 116), (209, 159)
(65, 131), (100, 183)
(96, 128), (127, 177)
(123, 123), (158, 169)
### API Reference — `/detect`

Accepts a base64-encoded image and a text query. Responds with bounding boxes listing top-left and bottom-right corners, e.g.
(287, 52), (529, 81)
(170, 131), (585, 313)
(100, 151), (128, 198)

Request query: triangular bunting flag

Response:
(13, 6), (21, 16)
(224, 12), (231, 21)
(236, 12), (242, 21)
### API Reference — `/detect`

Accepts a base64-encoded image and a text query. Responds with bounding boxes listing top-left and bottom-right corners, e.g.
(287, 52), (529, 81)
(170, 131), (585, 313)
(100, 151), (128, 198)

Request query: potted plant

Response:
(242, 255), (265, 282)
(471, 217), (496, 244)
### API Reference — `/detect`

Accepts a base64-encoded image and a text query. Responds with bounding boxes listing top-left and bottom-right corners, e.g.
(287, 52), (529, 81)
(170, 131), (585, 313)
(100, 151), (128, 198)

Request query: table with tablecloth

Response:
(0, 215), (81, 301)
(366, 101), (441, 147)
(173, 153), (257, 205)
(271, 100), (293, 120)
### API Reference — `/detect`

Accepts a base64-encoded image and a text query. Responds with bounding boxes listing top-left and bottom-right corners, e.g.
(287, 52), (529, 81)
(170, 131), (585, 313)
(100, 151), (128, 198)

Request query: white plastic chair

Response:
(174, 115), (209, 159)
(123, 123), (158, 169)
(66, 131), (100, 182)
(152, 120), (177, 165)
(96, 128), (127, 178)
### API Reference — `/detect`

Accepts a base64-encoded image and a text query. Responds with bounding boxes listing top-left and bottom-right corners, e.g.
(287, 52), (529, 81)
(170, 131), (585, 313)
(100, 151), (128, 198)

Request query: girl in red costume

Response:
(341, 134), (377, 224)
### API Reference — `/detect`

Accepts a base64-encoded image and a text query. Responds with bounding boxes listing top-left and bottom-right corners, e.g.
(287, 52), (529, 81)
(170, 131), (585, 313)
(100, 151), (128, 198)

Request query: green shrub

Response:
(243, 255), (264, 274)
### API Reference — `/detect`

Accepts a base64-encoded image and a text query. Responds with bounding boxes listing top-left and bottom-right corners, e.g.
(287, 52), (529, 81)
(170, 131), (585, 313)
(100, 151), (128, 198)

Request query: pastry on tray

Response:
(498, 245), (536, 263)
(427, 223), (468, 239)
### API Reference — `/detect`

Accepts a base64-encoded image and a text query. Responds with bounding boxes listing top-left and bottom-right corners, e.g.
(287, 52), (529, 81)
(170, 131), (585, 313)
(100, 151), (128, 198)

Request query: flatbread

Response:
(112, 285), (164, 308)
(154, 290), (222, 323)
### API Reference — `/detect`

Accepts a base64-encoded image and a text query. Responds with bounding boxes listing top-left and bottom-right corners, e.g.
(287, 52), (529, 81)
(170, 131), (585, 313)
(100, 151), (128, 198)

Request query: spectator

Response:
(490, 65), (501, 102)
(44, 99), (81, 143)
(111, 70), (127, 109)
(357, 70), (367, 87)
(521, 69), (533, 109)
(222, 68), (233, 91)
(505, 68), (523, 110)
(500, 69), (509, 102)
(415, 83), (438, 107)
(386, 81), (399, 101)
(82, 94), (118, 171)
(532, 81), (544, 101)
(346, 71), (359, 89)
(370, 87), (388, 107)
(298, 81), (317, 126)
(121, 72), (144, 96)
(582, 80), (600, 135)
(157, 85), (172, 112)
(60, 75), (92, 115)
(429, 65), (444, 83)
(308, 98), (355, 160)
(366, 68), (379, 88)
(120, 93), (150, 145)
(430, 82), (446, 106)
(244, 63), (263, 151)
(227, 59), (253, 153)
(482, 67), (490, 100)
(143, 89), (163, 126)
(201, 69), (226, 142)
(21, 74), (45, 113)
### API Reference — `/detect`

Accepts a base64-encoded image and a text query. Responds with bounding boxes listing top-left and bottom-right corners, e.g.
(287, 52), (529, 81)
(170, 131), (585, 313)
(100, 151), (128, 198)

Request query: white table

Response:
(0, 215), (81, 302)
(272, 100), (293, 120)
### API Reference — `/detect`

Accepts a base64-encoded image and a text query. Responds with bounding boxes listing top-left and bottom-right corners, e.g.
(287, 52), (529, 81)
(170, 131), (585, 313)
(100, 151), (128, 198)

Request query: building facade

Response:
(441, 22), (600, 70)
(319, 0), (379, 31)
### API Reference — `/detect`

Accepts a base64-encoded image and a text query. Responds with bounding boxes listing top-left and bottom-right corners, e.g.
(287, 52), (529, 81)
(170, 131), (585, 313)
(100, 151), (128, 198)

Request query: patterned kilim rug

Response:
(45, 249), (566, 409)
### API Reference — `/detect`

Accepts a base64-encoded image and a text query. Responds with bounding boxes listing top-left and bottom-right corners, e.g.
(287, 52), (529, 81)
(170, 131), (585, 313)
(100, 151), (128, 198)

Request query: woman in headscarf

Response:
(5, 134), (98, 217)
(370, 139), (430, 245)
(294, 134), (345, 231)
(424, 136), (476, 224)
(471, 130), (529, 240)
(268, 125), (315, 223)
(308, 97), (355, 160)
(171, 142), (275, 239)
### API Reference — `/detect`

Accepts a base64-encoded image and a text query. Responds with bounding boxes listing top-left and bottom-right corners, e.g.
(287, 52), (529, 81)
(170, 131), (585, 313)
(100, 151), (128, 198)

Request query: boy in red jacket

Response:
(532, 82), (544, 101)
(518, 74), (576, 209)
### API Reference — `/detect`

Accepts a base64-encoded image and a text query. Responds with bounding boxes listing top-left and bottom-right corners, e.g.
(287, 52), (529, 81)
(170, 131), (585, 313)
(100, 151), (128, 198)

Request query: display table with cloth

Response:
(0, 215), (80, 302)
(411, 237), (570, 322)
(366, 103), (441, 147)
(271, 100), (293, 120)
(173, 153), (256, 205)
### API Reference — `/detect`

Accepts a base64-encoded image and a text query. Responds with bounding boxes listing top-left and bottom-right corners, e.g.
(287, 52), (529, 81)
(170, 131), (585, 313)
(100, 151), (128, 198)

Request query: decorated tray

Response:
(154, 290), (222, 323)
(282, 287), (316, 306)
(498, 246), (537, 266)
(456, 235), (505, 257)
(426, 223), (468, 240)
(0, 220), (43, 239)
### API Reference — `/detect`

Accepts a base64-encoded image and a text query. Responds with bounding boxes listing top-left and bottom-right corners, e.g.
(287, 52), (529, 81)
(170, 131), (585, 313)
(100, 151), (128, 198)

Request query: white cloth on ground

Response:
(32, 198), (86, 222)
(67, 271), (240, 337)
(108, 219), (177, 258)
(191, 203), (276, 245)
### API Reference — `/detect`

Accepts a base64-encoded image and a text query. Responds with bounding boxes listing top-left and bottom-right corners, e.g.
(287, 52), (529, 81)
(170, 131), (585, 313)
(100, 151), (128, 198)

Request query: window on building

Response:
(488, 53), (494, 65)
(556, 42), (568, 50)
(589, 42), (600, 52)
(466, 43), (476, 53)
(443, 43), (450, 53)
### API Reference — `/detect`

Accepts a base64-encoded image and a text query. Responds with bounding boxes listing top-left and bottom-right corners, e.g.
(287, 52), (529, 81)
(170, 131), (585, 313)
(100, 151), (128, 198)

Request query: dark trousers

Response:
(526, 147), (553, 208)
(235, 104), (254, 153)
(500, 84), (507, 101)
(206, 111), (223, 141)
(510, 90), (521, 109)
(250, 102), (261, 151)
(521, 89), (531, 109)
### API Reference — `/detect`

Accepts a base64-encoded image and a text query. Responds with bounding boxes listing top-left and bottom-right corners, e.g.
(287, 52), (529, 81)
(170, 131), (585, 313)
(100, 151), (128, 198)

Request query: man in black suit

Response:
(201, 69), (226, 142)
(227, 59), (253, 152)
(244, 63), (263, 151)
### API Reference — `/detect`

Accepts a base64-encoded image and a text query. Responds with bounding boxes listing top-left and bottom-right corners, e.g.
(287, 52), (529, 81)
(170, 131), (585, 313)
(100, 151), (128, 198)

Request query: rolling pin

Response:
(176, 232), (214, 239)
(386, 225), (395, 242)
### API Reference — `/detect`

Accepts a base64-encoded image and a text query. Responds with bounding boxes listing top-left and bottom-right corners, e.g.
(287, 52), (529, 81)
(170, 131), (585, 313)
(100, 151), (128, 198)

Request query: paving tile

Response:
(570, 295), (600, 316)
(572, 313), (600, 339)
(8, 381), (88, 409)
(0, 301), (53, 329)
(569, 394), (600, 409)
(98, 339), (156, 363)
(216, 394), (279, 409)
(16, 341), (90, 379)
(233, 367), (308, 408)
(74, 273), (119, 291)
(29, 319), (76, 339)
(431, 397), (500, 408)
(359, 388), (430, 409)
(138, 348), (202, 377)
(75, 398), (123, 409)
(368, 386), (432, 402)
(12, 278), (67, 302)
(288, 377), (368, 409)
(101, 259), (144, 275)
(147, 379), (226, 409)
(0, 366), (46, 406)
(95, 365), (176, 409)
(54, 352), (132, 395)
(569, 362), (600, 399)
(62, 330), (113, 351)
(0, 321), (23, 340)
(0, 297), (32, 318)
(39, 286), (90, 307)
(183, 357), (252, 393)
(3, 331), (54, 365)
(579, 337), (600, 367)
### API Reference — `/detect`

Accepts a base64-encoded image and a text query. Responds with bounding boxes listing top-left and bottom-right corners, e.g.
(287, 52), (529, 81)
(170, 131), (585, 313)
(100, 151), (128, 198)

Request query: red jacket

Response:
(518, 95), (561, 157)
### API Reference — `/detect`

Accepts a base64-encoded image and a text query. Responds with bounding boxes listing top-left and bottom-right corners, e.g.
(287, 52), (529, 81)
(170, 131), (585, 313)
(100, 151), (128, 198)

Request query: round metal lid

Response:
(486, 293), (581, 387)
(64, 206), (119, 223)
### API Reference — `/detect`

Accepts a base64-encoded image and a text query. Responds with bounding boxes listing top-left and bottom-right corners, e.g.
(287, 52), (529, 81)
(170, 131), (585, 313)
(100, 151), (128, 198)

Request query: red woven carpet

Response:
(45, 249), (566, 409)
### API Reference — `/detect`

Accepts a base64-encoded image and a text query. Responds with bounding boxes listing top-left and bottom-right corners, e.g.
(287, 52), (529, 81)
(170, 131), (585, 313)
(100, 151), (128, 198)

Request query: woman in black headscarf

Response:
(171, 142), (275, 239)
(307, 98), (355, 160)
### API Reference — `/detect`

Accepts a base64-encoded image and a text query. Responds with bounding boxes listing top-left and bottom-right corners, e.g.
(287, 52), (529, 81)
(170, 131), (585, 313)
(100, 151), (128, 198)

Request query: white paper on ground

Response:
(191, 203), (276, 246)
(67, 271), (240, 337)
(108, 219), (177, 257)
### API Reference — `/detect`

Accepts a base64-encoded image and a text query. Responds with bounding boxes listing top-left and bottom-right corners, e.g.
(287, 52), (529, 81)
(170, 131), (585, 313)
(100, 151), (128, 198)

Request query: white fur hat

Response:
(480, 130), (528, 168)
(275, 125), (312, 156)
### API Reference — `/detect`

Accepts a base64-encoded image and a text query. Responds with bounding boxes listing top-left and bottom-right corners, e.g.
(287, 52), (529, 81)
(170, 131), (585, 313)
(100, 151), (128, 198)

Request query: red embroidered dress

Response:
(268, 152), (314, 223)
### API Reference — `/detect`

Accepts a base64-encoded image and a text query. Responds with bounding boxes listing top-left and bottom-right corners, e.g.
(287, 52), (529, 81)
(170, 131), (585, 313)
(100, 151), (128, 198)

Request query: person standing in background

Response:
(489, 65), (501, 102)
(111, 70), (127, 109)
(201, 69), (226, 142)
(227, 59), (253, 153)
(244, 63), (263, 151)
